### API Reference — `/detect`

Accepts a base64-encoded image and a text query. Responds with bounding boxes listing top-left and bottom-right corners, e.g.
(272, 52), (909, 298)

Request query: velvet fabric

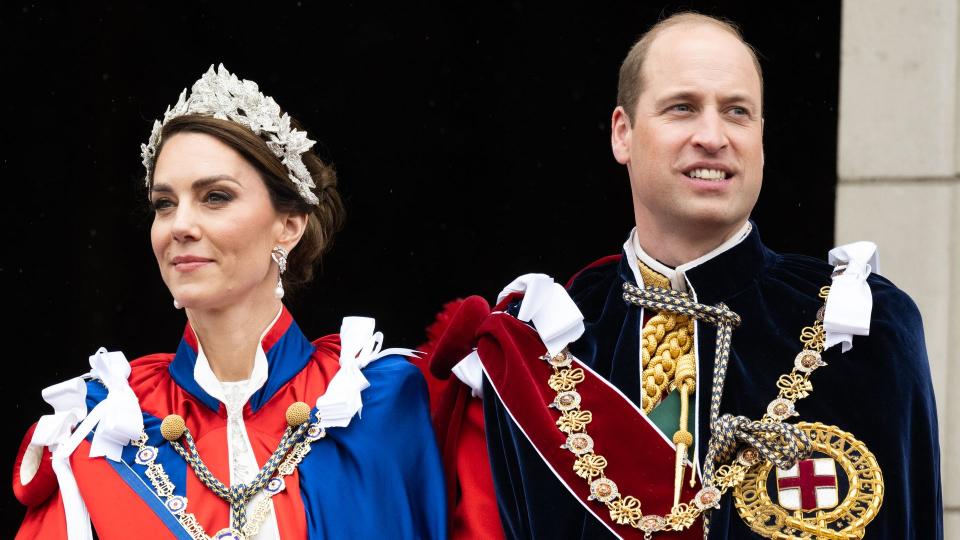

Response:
(475, 312), (703, 539)
(481, 226), (942, 539)
(14, 308), (447, 539)
(411, 298), (505, 540)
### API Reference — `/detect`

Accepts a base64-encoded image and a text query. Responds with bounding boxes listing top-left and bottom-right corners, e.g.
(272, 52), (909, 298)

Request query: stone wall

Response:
(836, 0), (959, 533)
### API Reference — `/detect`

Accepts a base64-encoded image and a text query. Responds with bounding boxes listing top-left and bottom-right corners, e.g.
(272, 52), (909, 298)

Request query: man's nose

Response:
(690, 109), (729, 154)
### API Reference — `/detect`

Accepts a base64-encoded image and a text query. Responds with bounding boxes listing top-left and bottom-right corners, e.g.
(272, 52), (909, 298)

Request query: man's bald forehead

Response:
(617, 13), (764, 122)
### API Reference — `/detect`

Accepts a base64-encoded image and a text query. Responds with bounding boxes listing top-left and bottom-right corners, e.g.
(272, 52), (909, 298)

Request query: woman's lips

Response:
(174, 261), (210, 271)
(171, 256), (213, 272)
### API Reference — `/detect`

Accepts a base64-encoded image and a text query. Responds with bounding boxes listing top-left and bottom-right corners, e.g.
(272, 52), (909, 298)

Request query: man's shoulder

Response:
(772, 250), (925, 364)
(564, 254), (623, 288)
(769, 251), (834, 287)
(772, 251), (919, 313)
(863, 273), (925, 354)
(564, 254), (622, 298)
(866, 273), (921, 317)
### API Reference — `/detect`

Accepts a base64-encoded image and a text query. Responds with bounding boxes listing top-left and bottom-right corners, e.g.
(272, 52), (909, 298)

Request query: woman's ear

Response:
(277, 212), (309, 251)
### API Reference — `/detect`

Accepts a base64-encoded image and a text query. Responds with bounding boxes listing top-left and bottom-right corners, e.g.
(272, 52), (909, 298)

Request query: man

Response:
(420, 12), (942, 539)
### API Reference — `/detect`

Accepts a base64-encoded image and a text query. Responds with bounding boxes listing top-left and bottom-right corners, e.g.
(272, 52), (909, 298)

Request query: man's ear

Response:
(277, 212), (309, 251)
(761, 116), (765, 168)
(611, 106), (633, 165)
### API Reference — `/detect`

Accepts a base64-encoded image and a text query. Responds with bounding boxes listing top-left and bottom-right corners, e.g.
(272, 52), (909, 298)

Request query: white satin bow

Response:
(26, 347), (143, 540)
(824, 242), (880, 352)
(497, 273), (585, 356)
(315, 317), (418, 428)
(27, 376), (91, 538)
(449, 274), (585, 399)
(30, 377), (88, 459)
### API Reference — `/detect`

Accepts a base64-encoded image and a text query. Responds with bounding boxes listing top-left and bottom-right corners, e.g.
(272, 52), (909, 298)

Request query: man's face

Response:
(612, 23), (764, 242)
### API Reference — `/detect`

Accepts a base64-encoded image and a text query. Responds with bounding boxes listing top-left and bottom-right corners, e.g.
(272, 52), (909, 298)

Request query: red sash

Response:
(475, 312), (704, 539)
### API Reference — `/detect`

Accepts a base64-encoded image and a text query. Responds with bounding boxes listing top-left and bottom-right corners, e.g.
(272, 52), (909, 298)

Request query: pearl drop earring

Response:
(173, 298), (183, 309)
(271, 246), (288, 300)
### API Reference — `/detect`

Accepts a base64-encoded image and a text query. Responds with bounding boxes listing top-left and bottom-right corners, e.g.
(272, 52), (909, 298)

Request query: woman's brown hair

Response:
(149, 113), (345, 293)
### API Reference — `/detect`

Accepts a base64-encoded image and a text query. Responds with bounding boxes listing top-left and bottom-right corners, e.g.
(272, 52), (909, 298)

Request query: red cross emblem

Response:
(775, 457), (839, 511)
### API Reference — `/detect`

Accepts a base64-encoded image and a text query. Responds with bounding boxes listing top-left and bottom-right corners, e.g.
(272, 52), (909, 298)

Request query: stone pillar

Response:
(836, 0), (959, 533)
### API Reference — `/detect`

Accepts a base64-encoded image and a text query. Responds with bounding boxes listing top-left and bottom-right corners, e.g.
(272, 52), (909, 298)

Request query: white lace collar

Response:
(192, 308), (281, 408)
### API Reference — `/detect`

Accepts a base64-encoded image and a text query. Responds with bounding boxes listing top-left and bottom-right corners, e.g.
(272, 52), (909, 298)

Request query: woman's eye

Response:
(151, 198), (174, 211)
(205, 191), (233, 204)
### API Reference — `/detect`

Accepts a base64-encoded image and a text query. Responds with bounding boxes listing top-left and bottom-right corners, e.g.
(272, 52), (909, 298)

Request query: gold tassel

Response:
(672, 353), (696, 506)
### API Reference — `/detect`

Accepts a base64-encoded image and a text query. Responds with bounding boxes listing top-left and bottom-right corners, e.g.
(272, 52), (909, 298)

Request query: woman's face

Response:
(150, 132), (297, 311)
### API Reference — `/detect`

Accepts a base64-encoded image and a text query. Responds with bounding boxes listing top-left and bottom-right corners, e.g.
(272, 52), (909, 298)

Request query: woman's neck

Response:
(187, 294), (283, 382)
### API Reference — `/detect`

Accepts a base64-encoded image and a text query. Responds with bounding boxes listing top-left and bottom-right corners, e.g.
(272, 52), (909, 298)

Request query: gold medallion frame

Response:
(733, 422), (883, 539)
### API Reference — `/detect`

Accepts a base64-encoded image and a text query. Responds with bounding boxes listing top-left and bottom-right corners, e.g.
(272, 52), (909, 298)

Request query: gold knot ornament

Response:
(160, 414), (186, 441)
(285, 401), (312, 427)
(673, 430), (694, 447)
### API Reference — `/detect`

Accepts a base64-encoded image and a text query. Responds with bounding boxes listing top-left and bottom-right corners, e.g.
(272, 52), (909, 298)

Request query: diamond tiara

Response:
(140, 64), (320, 205)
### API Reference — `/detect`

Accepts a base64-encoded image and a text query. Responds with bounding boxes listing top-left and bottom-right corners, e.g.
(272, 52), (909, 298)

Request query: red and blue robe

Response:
(13, 308), (447, 539)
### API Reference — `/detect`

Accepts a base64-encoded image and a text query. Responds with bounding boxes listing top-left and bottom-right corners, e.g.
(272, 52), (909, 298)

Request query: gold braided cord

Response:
(635, 260), (699, 504)
(636, 260), (696, 414)
(640, 312), (695, 413)
(638, 261), (671, 290)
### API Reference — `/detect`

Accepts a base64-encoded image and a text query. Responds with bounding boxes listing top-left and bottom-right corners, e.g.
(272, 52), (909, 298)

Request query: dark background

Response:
(1, 1), (840, 532)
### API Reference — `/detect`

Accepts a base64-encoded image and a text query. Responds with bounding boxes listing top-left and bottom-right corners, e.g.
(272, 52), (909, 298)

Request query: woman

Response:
(12, 65), (446, 539)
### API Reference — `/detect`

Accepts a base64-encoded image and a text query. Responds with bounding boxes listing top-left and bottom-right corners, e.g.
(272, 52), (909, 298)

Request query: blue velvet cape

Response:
(483, 227), (942, 539)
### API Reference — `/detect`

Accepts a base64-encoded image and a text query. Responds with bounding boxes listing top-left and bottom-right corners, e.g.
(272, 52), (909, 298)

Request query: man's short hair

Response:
(616, 12), (764, 123)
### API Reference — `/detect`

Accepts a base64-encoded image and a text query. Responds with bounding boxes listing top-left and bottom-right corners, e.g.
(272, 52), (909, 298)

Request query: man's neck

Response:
(633, 218), (749, 267)
(186, 291), (283, 382)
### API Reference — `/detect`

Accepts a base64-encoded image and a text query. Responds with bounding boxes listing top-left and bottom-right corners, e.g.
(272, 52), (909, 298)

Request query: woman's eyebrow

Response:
(190, 175), (241, 189)
(150, 175), (241, 195)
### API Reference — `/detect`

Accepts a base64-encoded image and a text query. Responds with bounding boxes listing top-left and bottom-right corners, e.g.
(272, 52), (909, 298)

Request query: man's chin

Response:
(673, 212), (748, 239)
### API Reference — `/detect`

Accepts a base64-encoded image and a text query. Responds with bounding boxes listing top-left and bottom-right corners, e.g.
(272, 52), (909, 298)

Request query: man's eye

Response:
(670, 104), (693, 113)
(729, 106), (750, 117)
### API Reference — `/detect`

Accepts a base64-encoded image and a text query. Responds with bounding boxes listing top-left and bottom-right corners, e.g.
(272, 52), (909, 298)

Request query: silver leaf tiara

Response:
(140, 64), (320, 205)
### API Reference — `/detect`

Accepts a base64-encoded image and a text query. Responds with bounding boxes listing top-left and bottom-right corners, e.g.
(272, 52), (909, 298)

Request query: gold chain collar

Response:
(130, 403), (325, 540)
(540, 286), (835, 538)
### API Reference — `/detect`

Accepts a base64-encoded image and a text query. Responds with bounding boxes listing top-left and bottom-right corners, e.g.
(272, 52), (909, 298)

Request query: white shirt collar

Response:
(625, 222), (753, 293)
(192, 308), (282, 407)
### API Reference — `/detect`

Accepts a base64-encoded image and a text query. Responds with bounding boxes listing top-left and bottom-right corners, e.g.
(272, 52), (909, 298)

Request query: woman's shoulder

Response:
(362, 353), (422, 377)
(128, 352), (175, 387)
(360, 355), (429, 430)
(81, 352), (176, 408)
(310, 324), (425, 383)
(299, 327), (430, 444)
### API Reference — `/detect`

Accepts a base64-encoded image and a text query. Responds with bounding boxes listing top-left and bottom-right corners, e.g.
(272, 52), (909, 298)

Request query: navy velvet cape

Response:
(482, 227), (942, 539)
